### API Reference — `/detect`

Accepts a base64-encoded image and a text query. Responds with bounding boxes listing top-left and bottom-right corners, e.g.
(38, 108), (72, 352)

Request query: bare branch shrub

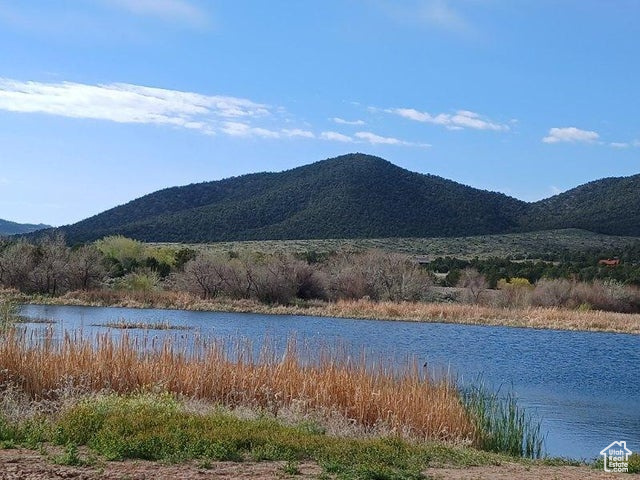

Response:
(457, 268), (488, 304)
(531, 279), (574, 308)
(0, 241), (37, 292)
(496, 278), (533, 308)
(326, 250), (432, 301)
(67, 245), (106, 291)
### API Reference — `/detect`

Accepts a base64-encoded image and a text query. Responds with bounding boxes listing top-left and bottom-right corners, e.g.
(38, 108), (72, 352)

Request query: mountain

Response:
(521, 174), (640, 236)
(0, 218), (50, 236)
(53, 154), (529, 243)
(38, 154), (640, 244)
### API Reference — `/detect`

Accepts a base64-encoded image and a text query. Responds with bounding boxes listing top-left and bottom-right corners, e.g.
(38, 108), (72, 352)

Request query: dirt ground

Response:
(0, 448), (629, 480)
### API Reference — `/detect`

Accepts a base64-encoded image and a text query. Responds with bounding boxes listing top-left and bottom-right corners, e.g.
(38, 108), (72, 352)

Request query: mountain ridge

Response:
(0, 218), (50, 236)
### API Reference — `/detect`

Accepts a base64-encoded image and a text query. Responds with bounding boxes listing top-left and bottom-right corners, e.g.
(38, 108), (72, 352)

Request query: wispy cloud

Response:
(221, 122), (279, 139)
(0, 78), (273, 136)
(542, 127), (599, 144)
(355, 131), (431, 148)
(419, 0), (469, 32)
(387, 107), (509, 131)
(321, 131), (354, 142)
(282, 128), (315, 139)
(377, 0), (474, 34)
(105, 0), (209, 27)
(610, 140), (640, 149)
(0, 78), (430, 147)
(332, 117), (365, 126)
(610, 142), (629, 149)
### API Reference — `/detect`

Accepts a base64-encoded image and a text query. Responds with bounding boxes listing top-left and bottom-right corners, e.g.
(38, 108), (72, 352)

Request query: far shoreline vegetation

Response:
(20, 292), (640, 335)
(1, 232), (640, 334)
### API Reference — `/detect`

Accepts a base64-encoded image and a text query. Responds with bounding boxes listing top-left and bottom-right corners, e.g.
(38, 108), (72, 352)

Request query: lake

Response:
(17, 304), (640, 460)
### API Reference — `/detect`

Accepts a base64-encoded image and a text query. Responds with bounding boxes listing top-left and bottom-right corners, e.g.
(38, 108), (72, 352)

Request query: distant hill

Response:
(0, 218), (50, 236)
(37, 153), (640, 244)
(53, 154), (528, 243)
(522, 174), (640, 236)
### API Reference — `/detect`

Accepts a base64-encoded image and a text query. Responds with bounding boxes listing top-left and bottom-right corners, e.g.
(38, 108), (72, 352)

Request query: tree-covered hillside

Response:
(33, 154), (640, 244)
(0, 218), (49, 236)
(55, 154), (529, 243)
(522, 174), (640, 235)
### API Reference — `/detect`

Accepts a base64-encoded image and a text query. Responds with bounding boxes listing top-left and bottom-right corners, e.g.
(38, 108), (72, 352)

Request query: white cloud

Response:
(355, 131), (404, 145)
(105, 0), (208, 27)
(282, 128), (315, 139)
(610, 142), (629, 149)
(0, 78), (279, 137)
(542, 127), (600, 144)
(332, 117), (365, 126)
(388, 107), (509, 131)
(219, 124), (316, 140)
(355, 131), (431, 148)
(321, 131), (353, 142)
(377, 0), (473, 35)
(220, 122), (280, 139)
(0, 78), (435, 148)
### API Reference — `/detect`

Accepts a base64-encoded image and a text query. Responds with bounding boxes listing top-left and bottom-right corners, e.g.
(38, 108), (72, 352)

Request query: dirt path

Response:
(426, 464), (626, 480)
(0, 448), (627, 480)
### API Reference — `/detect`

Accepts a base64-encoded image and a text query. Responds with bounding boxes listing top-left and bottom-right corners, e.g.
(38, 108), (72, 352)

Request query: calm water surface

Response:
(18, 304), (640, 460)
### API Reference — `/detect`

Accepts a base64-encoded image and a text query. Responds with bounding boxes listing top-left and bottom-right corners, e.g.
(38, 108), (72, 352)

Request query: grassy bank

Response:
(0, 393), (566, 480)
(0, 329), (565, 479)
(20, 289), (640, 334)
(1, 325), (632, 477)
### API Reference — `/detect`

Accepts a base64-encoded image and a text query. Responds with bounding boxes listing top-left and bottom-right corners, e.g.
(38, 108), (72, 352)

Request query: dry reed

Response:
(0, 329), (475, 444)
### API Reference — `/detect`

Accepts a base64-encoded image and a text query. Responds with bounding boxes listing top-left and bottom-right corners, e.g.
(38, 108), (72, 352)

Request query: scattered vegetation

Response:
(94, 320), (193, 330)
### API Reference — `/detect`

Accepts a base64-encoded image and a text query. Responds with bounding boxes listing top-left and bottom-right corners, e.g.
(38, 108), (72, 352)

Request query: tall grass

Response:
(462, 384), (544, 459)
(0, 330), (475, 444)
(0, 297), (18, 332)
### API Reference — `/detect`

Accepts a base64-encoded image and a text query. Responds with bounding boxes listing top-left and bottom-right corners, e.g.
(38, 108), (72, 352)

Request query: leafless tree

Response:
(0, 241), (37, 292)
(457, 268), (488, 304)
(179, 253), (228, 299)
(31, 234), (70, 295)
(67, 245), (106, 290)
(325, 250), (432, 301)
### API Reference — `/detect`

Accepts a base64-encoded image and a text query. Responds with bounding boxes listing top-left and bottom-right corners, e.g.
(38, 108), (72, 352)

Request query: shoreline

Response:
(18, 290), (640, 335)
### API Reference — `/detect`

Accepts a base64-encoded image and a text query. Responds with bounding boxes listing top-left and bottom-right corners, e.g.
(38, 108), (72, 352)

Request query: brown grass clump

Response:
(319, 299), (640, 334)
(0, 330), (475, 444)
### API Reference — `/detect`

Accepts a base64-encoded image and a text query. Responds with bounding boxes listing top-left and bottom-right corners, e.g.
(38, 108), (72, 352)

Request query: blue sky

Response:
(0, 0), (638, 226)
